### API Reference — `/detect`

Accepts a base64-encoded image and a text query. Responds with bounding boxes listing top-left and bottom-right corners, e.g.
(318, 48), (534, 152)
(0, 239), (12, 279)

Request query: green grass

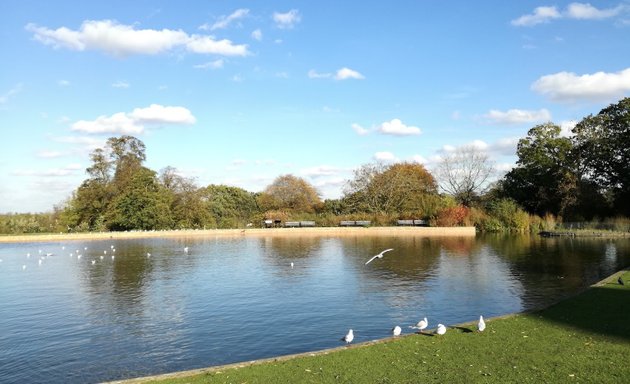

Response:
(132, 271), (630, 384)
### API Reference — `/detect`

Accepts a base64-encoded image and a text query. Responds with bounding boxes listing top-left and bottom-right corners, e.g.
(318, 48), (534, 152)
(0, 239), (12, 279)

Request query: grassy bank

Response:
(118, 270), (630, 384)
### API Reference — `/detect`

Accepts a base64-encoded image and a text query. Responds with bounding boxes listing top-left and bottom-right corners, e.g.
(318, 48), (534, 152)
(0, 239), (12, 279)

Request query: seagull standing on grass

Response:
(342, 329), (354, 344)
(365, 248), (394, 265)
(436, 324), (447, 335)
(478, 315), (486, 332)
(411, 317), (428, 333)
(392, 326), (402, 336)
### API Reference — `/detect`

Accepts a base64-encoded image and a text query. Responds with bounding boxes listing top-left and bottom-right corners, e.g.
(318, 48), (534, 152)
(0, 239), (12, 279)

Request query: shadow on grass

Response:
(451, 326), (474, 333)
(534, 274), (630, 341)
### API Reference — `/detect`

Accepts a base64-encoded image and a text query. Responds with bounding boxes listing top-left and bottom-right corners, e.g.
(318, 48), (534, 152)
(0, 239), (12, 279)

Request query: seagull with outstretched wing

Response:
(365, 248), (394, 265)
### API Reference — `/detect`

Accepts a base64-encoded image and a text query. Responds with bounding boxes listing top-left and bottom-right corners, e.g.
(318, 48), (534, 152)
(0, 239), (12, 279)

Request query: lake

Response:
(0, 233), (628, 383)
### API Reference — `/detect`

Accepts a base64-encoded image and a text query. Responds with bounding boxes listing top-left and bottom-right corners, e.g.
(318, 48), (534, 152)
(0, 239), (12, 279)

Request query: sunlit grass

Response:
(128, 271), (630, 384)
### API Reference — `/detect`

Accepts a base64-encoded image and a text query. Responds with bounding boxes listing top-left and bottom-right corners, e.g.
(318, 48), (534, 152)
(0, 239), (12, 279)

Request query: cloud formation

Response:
(26, 20), (250, 57)
(0, 83), (23, 104)
(308, 67), (364, 80)
(335, 67), (365, 80)
(531, 67), (630, 101)
(484, 108), (551, 124)
(71, 104), (196, 135)
(273, 9), (301, 29)
(208, 8), (249, 31)
(377, 119), (421, 136)
(512, 3), (626, 26)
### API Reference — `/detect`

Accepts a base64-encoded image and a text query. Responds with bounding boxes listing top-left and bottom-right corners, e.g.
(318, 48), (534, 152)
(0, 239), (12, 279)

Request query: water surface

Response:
(0, 234), (628, 383)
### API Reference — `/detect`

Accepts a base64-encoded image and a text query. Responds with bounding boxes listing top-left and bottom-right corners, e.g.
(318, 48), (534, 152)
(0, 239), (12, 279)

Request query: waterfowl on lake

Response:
(392, 325), (402, 336)
(365, 248), (394, 265)
(436, 324), (446, 335)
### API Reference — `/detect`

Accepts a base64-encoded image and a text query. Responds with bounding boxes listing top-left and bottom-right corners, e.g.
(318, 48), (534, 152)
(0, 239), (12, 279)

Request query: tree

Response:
(343, 162), (439, 216)
(572, 97), (630, 215)
(258, 174), (321, 213)
(500, 123), (578, 217)
(107, 135), (147, 191)
(202, 185), (259, 228)
(106, 167), (173, 230)
(434, 145), (495, 206)
(159, 167), (210, 229)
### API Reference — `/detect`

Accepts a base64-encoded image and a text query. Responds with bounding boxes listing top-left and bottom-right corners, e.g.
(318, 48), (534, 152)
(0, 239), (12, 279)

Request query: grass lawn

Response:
(128, 270), (630, 384)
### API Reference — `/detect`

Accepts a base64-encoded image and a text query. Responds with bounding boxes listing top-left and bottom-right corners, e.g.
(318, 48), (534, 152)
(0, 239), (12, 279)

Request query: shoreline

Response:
(109, 268), (629, 384)
(0, 226), (476, 243)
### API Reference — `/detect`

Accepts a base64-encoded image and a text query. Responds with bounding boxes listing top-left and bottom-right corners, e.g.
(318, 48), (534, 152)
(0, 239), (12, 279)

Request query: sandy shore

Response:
(0, 226), (476, 243)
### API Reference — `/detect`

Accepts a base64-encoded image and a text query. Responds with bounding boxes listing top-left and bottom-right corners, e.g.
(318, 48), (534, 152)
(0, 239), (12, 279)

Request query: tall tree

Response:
(572, 97), (630, 215)
(106, 167), (173, 231)
(344, 162), (439, 216)
(434, 145), (495, 206)
(501, 123), (577, 217)
(258, 174), (321, 213)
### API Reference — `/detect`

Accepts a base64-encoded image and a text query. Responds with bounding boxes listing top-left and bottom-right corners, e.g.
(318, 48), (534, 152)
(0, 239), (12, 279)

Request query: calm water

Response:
(0, 234), (629, 383)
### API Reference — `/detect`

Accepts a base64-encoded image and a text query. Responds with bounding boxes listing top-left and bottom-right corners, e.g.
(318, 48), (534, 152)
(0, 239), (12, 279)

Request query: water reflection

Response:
(0, 234), (628, 384)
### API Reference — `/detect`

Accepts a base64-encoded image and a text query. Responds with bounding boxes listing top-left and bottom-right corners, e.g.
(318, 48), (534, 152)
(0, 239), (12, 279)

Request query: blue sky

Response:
(1, 1), (630, 213)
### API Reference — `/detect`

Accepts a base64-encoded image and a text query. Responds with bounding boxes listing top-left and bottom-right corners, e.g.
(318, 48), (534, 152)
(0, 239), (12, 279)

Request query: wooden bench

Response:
(339, 220), (371, 227)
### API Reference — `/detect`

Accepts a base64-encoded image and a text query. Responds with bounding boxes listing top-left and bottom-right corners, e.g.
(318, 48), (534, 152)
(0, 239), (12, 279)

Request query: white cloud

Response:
(300, 165), (342, 178)
(71, 104), (195, 135)
(186, 35), (249, 56)
(72, 112), (143, 135)
(12, 164), (83, 177)
(273, 9), (301, 29)
(209, 8), (249, 31)
(26, 19), (250, 57)
(531, 67), (630, 101)
(0, 83), (23, 104)
(193, 59), (224, 69)
(566, 3), (624, 19)
(251, 29), (262, 41)
(37, 150), (64, 158)
(351, 123), (370, 136)
(512, 3), (626, 26)
(130, 104), (196, 124)
(308, 69), (331, 79)
(411, 154), (428, 164)
(559, 120), (578, 137)
(335, 67), (365, 80)
(484, 108), (551, 124)
(58, 79), (70, 87)
(377, 119), (421, 136)
(373, 151), (397, 162)
(511, 6), (561, 26)
(492, 137), (520, 155)
(112, 80), (130, 88)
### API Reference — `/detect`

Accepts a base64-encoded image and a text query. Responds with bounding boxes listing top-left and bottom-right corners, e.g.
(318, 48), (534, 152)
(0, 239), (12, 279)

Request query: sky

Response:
(1, 1), (630, 213)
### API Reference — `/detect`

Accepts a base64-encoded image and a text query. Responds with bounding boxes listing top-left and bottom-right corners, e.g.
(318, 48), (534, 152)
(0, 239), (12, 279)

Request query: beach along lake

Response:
(0, 233), (629, 383)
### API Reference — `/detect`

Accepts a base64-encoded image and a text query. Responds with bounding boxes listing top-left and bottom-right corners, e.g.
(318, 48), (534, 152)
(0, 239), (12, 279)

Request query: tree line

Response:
(2, 97), (628, 235)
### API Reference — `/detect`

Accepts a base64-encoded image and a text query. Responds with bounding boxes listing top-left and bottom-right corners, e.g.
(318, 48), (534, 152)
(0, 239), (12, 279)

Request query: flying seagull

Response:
(341, 329), (354, 344)
(478, 315), (486, 332)
(365, 248), (394, 265)
(618, 276), (624, 285)
(410, 317), (428, 333)
(436, 324), (447, 335)
(392, 325), (402, 336)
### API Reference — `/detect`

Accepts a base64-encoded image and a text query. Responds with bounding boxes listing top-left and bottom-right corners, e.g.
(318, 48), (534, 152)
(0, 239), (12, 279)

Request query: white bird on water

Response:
(411, 317), (428, 332)
(436, 324), (447, 335)
(392, 325), (402, 336)
(184, 246), (189, 253)
(478, 315), (486, 332)
(342, 329), (354, 344)
(365, 248), (394, 265)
